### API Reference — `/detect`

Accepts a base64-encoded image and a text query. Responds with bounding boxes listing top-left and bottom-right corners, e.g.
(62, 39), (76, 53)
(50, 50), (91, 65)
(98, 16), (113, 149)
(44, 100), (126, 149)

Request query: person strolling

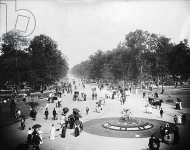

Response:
(16, 109), (21, 120)
(44, 108), (49, 120)
(84, 93), (87, 101)
(92, 93), (94, 100)
(53, 108), (57, 120)
(86, 106), (89, 115)
(160, 125), (165, 142)
(32, 129), (42, 150)
(148, 135), (154, 150)
(160, 108), (163, 118)
(61, 123), (67, 138)
(30, 108), (37, 121)
(50, 124), (55, 140)
(58, 99), (61, 107)
(20, 115), (26, 130)
(173, 125), (180, 145)
(143, 92), (146, 98)
(27, 127), (33, 145)
(74, 120), (80, 137)
(148, 135), (160, 150)
(94, 93), (97, 100)
(155, 136), (160, 150)
(174, 115), (178, 124)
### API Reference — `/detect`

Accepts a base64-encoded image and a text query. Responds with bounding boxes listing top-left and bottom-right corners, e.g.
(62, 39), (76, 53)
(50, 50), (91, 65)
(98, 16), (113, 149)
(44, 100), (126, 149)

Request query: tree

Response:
(71, 29), (190, 88)
(0, 30), (30, 87)
(1, 30), (28, 55)
(88, 50), (105, 79)
(29, 34), (68, 89)
(0, 32), (69, 90)
(168, 39), (190, 86)
(123, 30), (159, 83)
(71, 60), (90, 79)
(152, 36), (173, 91)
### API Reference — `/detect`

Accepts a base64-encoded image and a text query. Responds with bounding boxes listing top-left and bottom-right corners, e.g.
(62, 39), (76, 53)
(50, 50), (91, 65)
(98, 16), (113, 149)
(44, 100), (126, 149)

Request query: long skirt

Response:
(61, 127), (66, 138)
(27, 134), (32, 145)
(50, 128), (55, 140)
(70, 122), (74, 129)
(74, 127), (80, 137)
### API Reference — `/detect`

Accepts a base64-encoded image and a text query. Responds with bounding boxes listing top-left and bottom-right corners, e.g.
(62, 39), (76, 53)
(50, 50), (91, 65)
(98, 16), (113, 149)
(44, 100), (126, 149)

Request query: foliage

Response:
(0, 30), (30, 86)
(168, 40), (190, 81)
(71, 29), (190, 85)
(0, 31), (68, 90)
(29, 34), (69, 89)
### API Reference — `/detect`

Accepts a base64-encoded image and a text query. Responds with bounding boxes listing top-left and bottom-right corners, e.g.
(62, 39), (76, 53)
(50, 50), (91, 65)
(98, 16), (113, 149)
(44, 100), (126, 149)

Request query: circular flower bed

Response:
(83, 117), (170, 138)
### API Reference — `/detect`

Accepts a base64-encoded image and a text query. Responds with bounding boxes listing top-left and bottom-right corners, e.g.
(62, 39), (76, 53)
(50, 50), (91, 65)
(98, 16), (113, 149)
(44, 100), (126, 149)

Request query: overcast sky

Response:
(1, 0), (190, 67)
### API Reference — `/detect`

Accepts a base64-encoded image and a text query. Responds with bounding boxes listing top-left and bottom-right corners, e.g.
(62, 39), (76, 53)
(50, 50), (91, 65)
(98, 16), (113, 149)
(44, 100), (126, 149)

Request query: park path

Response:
(0, 82), (189, 150)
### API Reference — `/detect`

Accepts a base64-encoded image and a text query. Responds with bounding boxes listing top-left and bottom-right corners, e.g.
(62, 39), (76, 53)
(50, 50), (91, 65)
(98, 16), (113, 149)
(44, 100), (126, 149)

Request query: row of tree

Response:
(71, 29), (190, 86)
(0, 30), (69, 90)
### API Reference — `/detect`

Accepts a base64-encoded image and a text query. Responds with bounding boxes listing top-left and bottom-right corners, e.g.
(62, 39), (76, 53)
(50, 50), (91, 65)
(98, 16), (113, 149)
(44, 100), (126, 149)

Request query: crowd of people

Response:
(26, 127), (43, 150)
(148, 122), (181, 150)
(144, 90), (186, 150)
(5, 78), (187, 150)
(14, 80), (85, 150)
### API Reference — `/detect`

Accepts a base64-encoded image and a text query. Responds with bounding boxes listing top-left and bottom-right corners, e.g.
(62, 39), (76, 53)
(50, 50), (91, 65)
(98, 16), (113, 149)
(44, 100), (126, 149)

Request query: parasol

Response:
(63, 107), (69, 113)
(32, 124), (42, 129)
(73, 108), (80, 113)
(52, 96), (58, 100)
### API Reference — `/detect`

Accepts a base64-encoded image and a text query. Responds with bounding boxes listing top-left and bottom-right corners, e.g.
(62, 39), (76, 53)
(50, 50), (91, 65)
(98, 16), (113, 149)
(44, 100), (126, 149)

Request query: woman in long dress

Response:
(61, 123), (66, 138)
(27, 128), (33, 145)
(74, 121), (80, 137)
(50, 124), (55, 140)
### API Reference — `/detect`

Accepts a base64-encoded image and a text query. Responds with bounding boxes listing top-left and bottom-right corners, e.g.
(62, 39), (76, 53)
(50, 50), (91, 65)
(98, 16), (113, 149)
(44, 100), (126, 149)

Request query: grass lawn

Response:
(162, 88), (190, 108)
(0, 98), (47, 128)
(139, 87), (190, 108)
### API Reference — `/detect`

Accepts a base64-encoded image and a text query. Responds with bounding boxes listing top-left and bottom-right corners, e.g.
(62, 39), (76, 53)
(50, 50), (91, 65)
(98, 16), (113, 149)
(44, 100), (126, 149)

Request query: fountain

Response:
(103, 108), (153, 131)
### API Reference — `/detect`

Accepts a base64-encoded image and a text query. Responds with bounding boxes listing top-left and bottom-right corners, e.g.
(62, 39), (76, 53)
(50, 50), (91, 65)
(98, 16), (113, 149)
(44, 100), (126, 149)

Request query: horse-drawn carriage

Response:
(148, 97), (163, 108)
(67, 108), (82, 129)
(48, 95), (58, 103)
(73, 91), (79, 101)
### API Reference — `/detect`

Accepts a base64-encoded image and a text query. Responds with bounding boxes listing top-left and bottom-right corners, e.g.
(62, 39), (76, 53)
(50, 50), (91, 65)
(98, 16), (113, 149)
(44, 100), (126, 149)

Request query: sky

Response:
(0, 0), (190, 67)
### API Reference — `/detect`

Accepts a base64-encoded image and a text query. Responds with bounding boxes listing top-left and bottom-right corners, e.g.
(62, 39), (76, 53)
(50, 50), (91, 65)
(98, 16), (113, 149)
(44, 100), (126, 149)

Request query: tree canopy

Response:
(71, 29), (190, 86)
(0, 31), (69, 90)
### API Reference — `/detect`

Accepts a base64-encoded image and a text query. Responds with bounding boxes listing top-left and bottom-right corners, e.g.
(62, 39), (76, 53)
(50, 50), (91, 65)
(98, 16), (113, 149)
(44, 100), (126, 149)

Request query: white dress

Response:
(177, 115), (182, 124)
(39, 131), (43, 144)
(179, 102), (182, 110)
(50, 126), (55, 140)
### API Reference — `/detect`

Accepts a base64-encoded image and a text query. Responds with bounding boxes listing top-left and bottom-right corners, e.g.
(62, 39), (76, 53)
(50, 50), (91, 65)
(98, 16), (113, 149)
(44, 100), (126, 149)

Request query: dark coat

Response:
(61, 126), (66, 138)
